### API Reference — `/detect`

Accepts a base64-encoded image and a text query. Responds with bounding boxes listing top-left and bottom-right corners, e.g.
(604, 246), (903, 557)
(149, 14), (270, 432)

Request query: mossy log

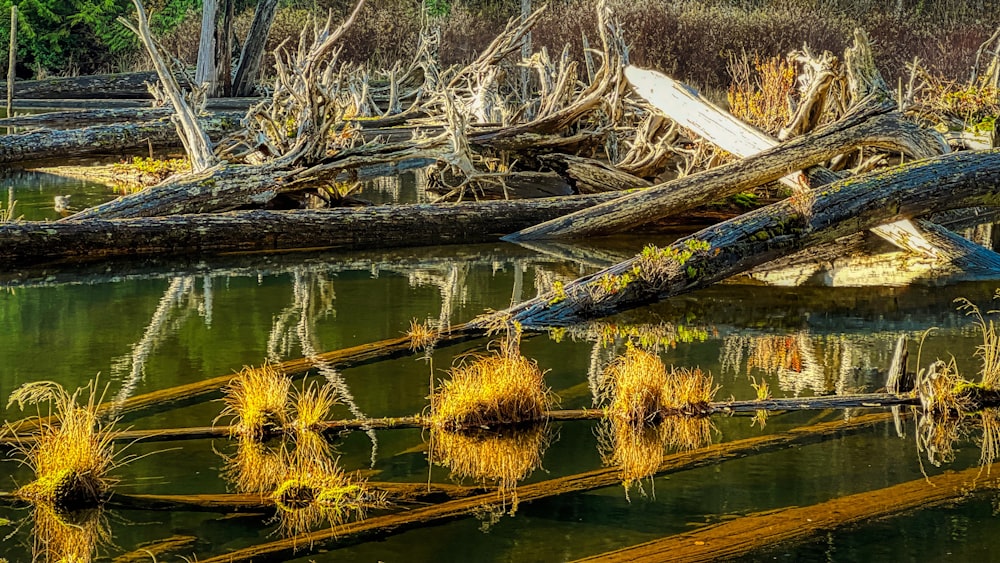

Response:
(0, 71), (193, 100)
(479, 149), (1000, 329)
(195, 412), (892, 562)
(0, 115), (240, 164)
(572, 461), (1000, 562)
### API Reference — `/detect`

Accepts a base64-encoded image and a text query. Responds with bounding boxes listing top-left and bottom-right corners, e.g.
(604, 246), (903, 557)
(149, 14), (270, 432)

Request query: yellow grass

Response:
(219, 364), (292, 440)
(222, 440), (289, 495)
(289, 381), (337, 458)
(431, 345), (552, 431)
(406, 318), (437, 351)
(9, 381), (118, 511)
(430, 425), (548, 511)
(601, 348), (719, 424)
(30, 504), (108, 563)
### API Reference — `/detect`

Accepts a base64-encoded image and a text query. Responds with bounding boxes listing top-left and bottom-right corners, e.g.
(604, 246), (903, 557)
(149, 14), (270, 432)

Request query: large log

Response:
(0, 115), (240, 164)
(0, 193), (637, 266)
(477, 149), (1000, 329)
(0, 107), (244, 129)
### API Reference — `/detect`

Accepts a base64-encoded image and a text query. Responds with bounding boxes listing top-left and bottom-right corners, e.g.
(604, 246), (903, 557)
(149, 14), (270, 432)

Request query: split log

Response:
(572, 461), (1000, 562)
(478, 149), (1000, 329)
(0, 71), (193, 100)
(195, 412), (893, 562)
(505, 101), (941, 241)
(0, 115), (240, 164)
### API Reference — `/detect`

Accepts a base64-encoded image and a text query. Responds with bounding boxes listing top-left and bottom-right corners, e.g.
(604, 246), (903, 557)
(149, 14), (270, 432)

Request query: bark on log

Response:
(0, 71), (193, 100)
(0, 193), (646, 265)
(196, 412), (892, 563)
(479, 149), (1000, 329)
(0, 115), (240, 164)
(505, 104), (941, 241)
(0, 107), (243, 128)
(572, 461), (1000, 563)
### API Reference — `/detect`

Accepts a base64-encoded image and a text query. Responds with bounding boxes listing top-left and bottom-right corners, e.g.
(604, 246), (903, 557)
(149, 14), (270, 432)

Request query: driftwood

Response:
(0, 115), (240, 164)
(573, 461), (1000, 562)
(195, 413), (892, 562)
(478, 149), (1000, 329)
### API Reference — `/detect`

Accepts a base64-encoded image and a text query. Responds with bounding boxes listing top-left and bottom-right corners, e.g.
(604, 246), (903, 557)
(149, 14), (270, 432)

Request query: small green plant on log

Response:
(7, 380), (119, 511)
(111, 156), (191, 189)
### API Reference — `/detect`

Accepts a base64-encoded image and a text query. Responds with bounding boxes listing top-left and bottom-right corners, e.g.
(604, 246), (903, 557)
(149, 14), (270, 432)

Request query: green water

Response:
(2, 188), (1000, 560)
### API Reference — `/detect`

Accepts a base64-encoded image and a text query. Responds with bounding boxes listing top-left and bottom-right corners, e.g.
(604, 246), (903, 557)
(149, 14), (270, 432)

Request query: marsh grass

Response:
(406, 318), (437, 351)
(600, 347), (719, 423)
(430, 340), (553, 431)
(430, 424), (548, 510)
(8, 381), (119, 511)
(218, 364), (292, 440)
(956, 295), (1000, 388)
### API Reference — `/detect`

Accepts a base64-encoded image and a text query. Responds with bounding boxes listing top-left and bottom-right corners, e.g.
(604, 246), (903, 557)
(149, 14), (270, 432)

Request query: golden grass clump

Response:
(601, 348), (719, 424)
(289, 380), (337, 458)
(957, 294), (1000, 388)
(430, 425), (548, 510)
(30, 504), (108, 563)
(9, 381), (118, 511)
(727, 53), (796, 136)
(270, 454), (385, 542)
(430, 345), (552, 431)
(219, 364), (292, 440)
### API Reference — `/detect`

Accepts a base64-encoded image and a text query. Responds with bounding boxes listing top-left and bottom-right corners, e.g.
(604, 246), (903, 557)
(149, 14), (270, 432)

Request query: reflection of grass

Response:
(271, 453), (384, 543)
(431, 343), (552, 431)
(9, 381), (118, 511)
(219, 364), (292, 440)
(31, 504), (108, 563)
(598, 418), (668, 498)
(431, 425), (548, 511)
(223, 440), (288, 495)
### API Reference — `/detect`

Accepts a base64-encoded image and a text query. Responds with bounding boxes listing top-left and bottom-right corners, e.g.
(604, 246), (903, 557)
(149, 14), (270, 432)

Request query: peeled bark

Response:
(479, 149), (1000, 329)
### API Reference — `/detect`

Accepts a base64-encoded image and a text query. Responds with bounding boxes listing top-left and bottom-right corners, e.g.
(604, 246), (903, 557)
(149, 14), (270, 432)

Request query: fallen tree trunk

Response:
(5, 192), (632, 265)
(572, 460), (1000, 563)
(0, 107), (243, 128)
(477, 149), (1000, 329)
(196, 412), (893, 562)
(0, 115), (240, 164)
(0, 71), (193, 100)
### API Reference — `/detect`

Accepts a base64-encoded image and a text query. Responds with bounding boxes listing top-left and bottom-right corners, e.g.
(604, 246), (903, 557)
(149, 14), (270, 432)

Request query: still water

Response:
(1, 171), (1000, 561)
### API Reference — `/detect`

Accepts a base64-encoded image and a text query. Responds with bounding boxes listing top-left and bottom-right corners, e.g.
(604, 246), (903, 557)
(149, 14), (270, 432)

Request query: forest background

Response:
(0, 0), (997, 96)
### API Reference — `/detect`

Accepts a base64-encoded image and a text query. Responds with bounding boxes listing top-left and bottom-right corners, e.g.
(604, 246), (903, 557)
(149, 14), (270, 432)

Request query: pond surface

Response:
(2, 173), (1000, 561)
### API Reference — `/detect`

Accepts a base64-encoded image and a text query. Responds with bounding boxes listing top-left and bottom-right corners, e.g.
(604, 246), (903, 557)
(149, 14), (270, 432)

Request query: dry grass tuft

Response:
(727, 52), (796, 135)
(956, 295), (1000, 388)
(431, 342), (552, 431)
(600, 348), (719, 424)
(219, 364), (292, 440)
(9, 380), (118, 511)
(431, 425), (548, 511)
(406, 318), (437, 351)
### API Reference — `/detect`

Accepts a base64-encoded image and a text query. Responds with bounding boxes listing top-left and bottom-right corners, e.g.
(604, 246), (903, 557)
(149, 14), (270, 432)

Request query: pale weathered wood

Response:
(194, 0), (218, 95)
(231, 0), (279, 96)
(505, 104), (937, 241)
(127, 0), (216, 172)
(482, 149), (1000, 329)
(6, 6), (16, 118)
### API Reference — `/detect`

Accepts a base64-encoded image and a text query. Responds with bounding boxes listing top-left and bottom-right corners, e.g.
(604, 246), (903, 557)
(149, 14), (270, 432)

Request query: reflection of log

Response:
(196, 413), (892, 562)
(482, 149), (1000, 328)
(0, 116), (240, 164)
(573, 461), (1000, 562)
(0, 71), (193, 100)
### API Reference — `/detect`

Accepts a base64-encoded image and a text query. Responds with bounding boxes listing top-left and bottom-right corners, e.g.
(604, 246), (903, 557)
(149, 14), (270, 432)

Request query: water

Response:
(2, 178), (1000, 560)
